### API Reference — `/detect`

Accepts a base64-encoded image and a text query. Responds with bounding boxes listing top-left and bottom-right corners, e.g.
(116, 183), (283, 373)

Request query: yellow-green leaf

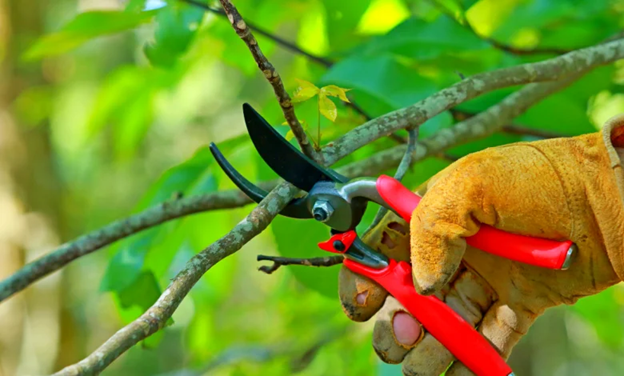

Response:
(318, 94), (338, 122)
(286, 130), (295, 141)
(321, 85), (351, 103)
(292, 79), (319, 103)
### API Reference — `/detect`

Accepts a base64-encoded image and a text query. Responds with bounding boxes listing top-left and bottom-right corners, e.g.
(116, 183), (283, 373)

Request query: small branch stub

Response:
(257, 255), (344, 274)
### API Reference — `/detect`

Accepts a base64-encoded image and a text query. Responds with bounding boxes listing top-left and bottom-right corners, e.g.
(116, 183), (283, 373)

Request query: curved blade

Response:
(243, 103), (348, 192)
(209, 142), (312, 219)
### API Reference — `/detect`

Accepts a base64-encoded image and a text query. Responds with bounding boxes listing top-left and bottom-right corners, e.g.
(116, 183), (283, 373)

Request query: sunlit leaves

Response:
(292, 79), (320, 103)
(318, 93), (337, 122)
(321, 54), (438, 113)
(24, 10), (156, 60)
(290, 79), (351, 146)
(356, 0), (410, 35)
(291, 79), (351, 121)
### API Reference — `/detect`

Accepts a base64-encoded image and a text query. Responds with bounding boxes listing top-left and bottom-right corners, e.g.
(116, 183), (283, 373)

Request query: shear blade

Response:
(243, 103), (348, 192)
(209, 142), (312, 219)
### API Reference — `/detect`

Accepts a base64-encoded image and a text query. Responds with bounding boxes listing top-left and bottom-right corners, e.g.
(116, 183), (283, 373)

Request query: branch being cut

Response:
(322, 39), (624, 165)
(257, 255), (343, 274)
(217, 0), (322, 162)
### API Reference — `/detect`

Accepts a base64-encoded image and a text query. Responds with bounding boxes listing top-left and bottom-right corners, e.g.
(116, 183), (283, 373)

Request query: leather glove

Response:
(339, 115), (624, 375)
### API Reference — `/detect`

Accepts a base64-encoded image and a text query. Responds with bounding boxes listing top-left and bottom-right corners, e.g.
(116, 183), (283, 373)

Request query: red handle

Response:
(376, 175), (575, 270)
(344, 258), (513, 376)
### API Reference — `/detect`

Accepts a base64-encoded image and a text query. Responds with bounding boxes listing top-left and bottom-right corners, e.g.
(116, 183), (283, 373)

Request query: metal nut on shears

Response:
(312, 201), (334, 222)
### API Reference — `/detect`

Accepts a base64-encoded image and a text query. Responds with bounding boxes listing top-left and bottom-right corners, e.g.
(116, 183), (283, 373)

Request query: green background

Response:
(2, 0), (624, 375)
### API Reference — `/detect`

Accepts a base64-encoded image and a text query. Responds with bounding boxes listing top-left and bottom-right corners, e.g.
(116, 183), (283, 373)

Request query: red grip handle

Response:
(376, 175), (574, 270)
(344, 258), (513, 376)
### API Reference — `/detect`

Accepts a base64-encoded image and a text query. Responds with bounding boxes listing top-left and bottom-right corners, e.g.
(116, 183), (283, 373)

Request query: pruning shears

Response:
(209, 104), (577, 376)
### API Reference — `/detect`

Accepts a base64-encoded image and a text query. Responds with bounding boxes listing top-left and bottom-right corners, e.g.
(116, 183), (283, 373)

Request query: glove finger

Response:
(446, 302), (536, 376)
(409, 163), (482, 296)
(372, 296), (424, 364)
(339, 266), (387, 321)
(339, 212), (410, 322)
(477, 301), (536, 359)
(401, 265), (495, 376)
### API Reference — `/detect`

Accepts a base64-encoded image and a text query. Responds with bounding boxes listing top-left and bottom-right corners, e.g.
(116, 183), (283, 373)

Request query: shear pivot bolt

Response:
(333, 240), (345, 252)
(312, 201), (334, 222)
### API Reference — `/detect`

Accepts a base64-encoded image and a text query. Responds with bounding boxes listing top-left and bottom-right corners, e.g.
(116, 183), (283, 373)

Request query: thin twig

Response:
(368, 126), (419, 230)
(181, 0), (333, 68)
(217, 0), (321, 162)
(256, 255), (343, 274)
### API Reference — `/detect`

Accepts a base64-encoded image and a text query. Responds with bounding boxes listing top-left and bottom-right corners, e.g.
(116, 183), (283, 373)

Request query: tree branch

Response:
(217, 0), (322, 162)
(339, 76), (579, 178)
(321, 39), (624, 165)
(256, 255), (343, 274)
(0, 187), (262, 302)
(52, 181), (299, 376)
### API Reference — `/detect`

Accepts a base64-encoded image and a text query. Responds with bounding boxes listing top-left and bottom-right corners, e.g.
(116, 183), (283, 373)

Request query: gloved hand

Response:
(339, 115), (624, 375)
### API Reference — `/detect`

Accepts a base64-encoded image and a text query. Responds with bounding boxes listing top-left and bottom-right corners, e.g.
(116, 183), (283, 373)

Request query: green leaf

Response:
(117, 270), (162, 310)
(321, 54), (439, 113)
(434, 0), (466, 22)
(24, 10), (156, 60)
(361, 16), (489, 61)
(292, 79), (320, 104)
(144, 2), (204, 68)
(100, 146), (216, 292)
(86, 66), (167, 157)
(101, 135), (246, 297)
(271, 216), (339, 298)
(322, 0), (372, 50)
(321, 85), (351, 102)
(318, 94), (338, 122)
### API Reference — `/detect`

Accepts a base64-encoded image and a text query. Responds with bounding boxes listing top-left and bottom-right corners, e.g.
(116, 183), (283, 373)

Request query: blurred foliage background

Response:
(2, 0), (624, 375)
